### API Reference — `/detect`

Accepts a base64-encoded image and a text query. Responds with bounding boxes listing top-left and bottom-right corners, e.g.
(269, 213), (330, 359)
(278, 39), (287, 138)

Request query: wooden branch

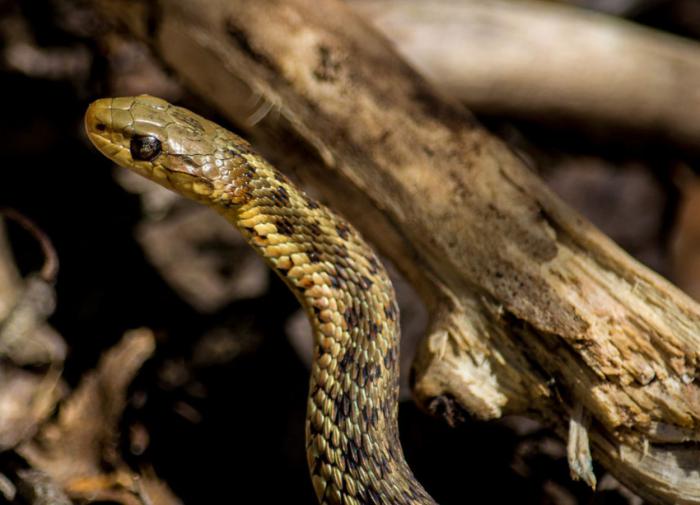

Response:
(349, 0), (700, 150)
(90, 0), (700, 502)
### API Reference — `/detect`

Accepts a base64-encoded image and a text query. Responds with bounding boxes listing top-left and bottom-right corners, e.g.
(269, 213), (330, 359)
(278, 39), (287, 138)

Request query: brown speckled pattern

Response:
(85, 95), (436, 505)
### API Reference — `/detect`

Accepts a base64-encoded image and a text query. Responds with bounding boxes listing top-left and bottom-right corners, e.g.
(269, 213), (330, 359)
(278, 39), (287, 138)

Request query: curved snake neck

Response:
(85, 95), (436, 505)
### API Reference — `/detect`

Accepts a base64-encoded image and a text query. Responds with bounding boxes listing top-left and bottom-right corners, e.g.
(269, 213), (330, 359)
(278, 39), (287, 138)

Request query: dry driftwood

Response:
(349, 0), (700, 150)
(89, 0), (700, 502)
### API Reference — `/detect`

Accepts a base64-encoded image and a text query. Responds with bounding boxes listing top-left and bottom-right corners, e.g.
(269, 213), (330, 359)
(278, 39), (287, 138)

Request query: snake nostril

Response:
(95, 123), (106, 131)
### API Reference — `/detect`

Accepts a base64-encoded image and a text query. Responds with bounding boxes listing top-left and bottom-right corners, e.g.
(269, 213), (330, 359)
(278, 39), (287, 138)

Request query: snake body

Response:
(85, 95), (436, 505)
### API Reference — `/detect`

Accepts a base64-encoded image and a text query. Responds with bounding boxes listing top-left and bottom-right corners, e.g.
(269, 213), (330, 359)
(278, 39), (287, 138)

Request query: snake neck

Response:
(215, 160), (435, 505)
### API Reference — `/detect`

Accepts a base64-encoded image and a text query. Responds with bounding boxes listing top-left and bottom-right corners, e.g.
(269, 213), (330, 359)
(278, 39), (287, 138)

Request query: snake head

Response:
(85, 95), (256, 206)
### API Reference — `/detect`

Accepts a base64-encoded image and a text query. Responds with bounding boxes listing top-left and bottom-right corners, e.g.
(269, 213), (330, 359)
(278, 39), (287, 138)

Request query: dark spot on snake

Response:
(335, 223), (350, 240)
(361, 364), (370, 385)
(338, 348), (354, 373)
(229, 141), (255, 156)
(360, 276), (373, 290)
(310, 384), (320, 399)
(308, 221), (322, 237)
(368, 322), (380, 341)
(308, 248), (321, 263)
(276, 217), (294, 236)
(383, 303), (397, 321)
(367, 256), (381, 274)
(242, 161), (257, 174)
(374, 453), (390, 478)
(308, 418), (321, 437)
(362, 404), (378, 429)
(383, 347), (396, 368)
(336, 266), (349, 281)
(341, 394), (351, 418)
(328, 273), (340, 289)
(333, 244), (349, 258)
(345, 447), (358, 471)
(370, 406), (379, 426)
(347, 438), (364, 468)
(343, 307), (357, 329)
(364, 486), (382, 505)
(304, 194), (321, 209)
(272, 185), (290, 205)
(386, 423), (398, 452)
(273, 170), (290, 183)
(298, 277), (314, 290)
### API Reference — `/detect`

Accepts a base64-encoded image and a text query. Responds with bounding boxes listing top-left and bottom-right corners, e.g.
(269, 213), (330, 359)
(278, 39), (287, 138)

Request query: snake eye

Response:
(130, 135), (162, 161)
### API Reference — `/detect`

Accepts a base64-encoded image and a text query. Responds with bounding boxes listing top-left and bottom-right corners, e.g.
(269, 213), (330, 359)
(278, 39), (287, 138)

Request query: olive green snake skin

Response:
(85, 95), (436, 505)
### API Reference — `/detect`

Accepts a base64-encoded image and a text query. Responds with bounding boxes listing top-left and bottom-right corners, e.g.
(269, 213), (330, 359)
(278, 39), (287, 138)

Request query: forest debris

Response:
(0, 472), (16, 501)
(0, 211), (64, 365)
(0, 365), (63, 450)
(566, 403), (596, 489)
(19, 328), (181, 505)
(349, 0), (700, 149)
(191, 319), (262, 367)
(136, 205), (267, 312)
(0, 216), (64, 448)
(0, 275), (62, 365)
(15, 469), (72, 505)
(115, 129), (267, 314)
(134, 201), (268, 313)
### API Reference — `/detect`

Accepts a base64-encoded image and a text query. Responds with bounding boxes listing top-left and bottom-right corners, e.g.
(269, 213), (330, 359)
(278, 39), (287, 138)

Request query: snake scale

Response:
(85, 95), (436, 505)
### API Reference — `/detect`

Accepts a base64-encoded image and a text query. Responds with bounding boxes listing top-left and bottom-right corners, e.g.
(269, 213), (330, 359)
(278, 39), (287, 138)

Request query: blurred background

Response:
(0, 0), (698, 503)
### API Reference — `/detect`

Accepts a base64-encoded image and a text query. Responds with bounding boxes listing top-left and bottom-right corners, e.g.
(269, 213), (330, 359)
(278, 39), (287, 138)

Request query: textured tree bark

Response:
(91, 0), (700, 502)
(349, 0), (700, 151)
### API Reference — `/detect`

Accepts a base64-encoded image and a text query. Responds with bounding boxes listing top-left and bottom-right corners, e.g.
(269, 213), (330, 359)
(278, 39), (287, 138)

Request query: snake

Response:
(85, 95), (437, 505)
